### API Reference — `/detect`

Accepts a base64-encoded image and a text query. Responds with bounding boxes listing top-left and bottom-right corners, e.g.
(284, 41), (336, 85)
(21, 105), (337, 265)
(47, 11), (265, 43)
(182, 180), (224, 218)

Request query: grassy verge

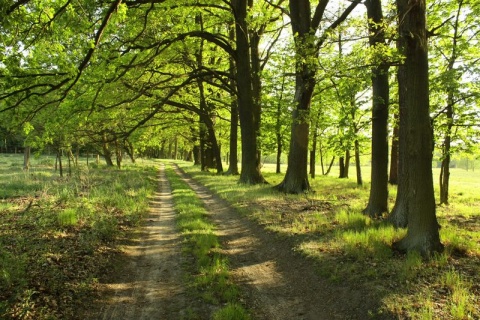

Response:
(0, 154), (157, 319)
(164, 164), (250, 320)
(178, 161), (480, 320)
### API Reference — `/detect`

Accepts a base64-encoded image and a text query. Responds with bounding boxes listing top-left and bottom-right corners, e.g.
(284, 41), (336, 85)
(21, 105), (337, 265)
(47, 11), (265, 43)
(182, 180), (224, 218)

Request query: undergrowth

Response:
(0, 155), (157, 319)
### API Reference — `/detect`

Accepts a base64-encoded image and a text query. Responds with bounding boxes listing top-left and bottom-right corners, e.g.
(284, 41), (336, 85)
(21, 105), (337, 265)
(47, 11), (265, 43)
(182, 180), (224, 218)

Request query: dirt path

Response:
(95, 164), (186, 319)
(92, 163), (387, 320)
(172, 164), (388, 320)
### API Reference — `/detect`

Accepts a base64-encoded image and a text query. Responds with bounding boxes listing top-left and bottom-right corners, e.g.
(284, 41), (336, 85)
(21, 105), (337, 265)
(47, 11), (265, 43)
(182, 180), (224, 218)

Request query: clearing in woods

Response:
(92, 164), (389, 320)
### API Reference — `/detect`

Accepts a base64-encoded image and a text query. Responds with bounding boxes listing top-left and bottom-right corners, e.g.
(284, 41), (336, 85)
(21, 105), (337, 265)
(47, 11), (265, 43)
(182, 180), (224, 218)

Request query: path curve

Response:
(173, 164), (388, 320)
(97, 164), (186, 319)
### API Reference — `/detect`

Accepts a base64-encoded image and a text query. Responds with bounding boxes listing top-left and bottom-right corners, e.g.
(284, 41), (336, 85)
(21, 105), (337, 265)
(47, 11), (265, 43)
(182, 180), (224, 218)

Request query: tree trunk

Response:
(439, 97), (453, 205)
(325, 156), (335, 175)
(439, 4), (461, 204)
(193, 145), (201, 165)
(389, 112), (399, 185)
(275, 1), (316, 193)
(354, 139), (362, 186)
(234, 0), (265, 184)
(339, 156), (345, 178)
(344, 149), (350, 178)
(310, 150), (316, 179)
(102, 133), (114, 166)
(226, 27), (239, 176)
(362, 0), (390, 217)
(57, 149), (63, 178)
(320, 139), (325, 175)
(391, 0), (443, 256)
(226, 97), (239, 175)
(124, 139), (136, 163)
(389, 38), (408, 228)
(67, 150), (72, 176)
(310, 125), (319, 179)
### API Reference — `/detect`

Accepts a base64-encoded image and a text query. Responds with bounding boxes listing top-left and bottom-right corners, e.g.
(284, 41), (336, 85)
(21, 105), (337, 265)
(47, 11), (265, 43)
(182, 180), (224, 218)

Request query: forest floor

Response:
(87, 164), (391, 320)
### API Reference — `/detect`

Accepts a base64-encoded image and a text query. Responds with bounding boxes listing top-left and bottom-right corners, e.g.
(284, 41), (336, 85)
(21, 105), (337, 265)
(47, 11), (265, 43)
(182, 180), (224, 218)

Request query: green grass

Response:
(0, 154), (158, 319)
(164, 164), (250, 319)
(179, 161), (480, 320)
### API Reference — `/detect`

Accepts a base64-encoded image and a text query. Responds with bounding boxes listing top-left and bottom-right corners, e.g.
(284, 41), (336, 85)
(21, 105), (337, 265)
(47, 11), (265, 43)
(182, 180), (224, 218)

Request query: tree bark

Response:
(362, 0), (390, 217)
(234, 0), (266, 184)
(391, 0), (443, 256)
(339, 157), (345, 178)
(226, 26), (239, 176)
(354, 139), (362, 186)
(275, 0), (314, 193)
(389, 112), (399, 185)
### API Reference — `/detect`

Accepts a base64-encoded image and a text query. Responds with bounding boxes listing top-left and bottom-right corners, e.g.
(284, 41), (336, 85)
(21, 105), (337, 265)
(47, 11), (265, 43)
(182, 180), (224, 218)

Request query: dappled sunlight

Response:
(234, 260), (285, 289)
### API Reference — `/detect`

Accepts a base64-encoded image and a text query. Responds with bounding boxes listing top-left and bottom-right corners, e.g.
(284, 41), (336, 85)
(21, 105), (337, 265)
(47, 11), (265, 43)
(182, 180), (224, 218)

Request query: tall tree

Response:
(362, 0), (390, 217)
(275, 0), (360, 193)
(233, 0), (267, 184)
(429, 0), (480, 204)
(391, 0), (443, 256)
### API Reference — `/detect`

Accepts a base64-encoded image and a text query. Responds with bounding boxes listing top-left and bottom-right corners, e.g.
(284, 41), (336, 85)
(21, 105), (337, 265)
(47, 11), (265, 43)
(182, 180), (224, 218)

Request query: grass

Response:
(1, 153), (477, 319)
(0, 154), (158, 319)
(164, 164), (250, 320)
(178, 161), (480, 320)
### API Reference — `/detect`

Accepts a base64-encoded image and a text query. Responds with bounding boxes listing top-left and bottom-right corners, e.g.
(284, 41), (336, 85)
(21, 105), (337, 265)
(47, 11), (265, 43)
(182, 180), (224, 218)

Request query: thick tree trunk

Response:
(275, 0), (315, 193)
(391, 0), (443, 256)
(234, 0), (265, 184)
(363, 0), (389, 217)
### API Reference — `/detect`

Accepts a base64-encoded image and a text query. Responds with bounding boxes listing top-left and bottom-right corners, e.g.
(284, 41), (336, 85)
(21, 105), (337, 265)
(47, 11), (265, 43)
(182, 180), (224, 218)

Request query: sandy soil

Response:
(95, 164), (187, 319)
(91, 163), (390, 320)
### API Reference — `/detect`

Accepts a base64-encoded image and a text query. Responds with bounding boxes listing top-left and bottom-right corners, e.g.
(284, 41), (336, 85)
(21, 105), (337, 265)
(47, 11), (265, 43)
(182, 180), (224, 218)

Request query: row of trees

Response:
(1, 0), (479, 255)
